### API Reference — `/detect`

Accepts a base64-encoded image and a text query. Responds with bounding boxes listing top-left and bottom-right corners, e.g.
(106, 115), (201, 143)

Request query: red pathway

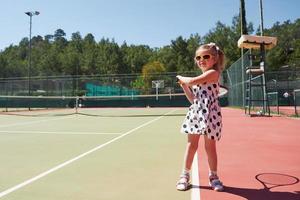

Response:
(196, 107), (300, 200)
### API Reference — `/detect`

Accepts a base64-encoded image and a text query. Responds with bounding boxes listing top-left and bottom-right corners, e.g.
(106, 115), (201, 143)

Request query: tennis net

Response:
(0, 93), (189, 117)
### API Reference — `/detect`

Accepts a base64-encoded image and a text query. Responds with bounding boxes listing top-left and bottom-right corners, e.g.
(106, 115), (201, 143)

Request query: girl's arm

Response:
(180, 83), (194, 104)
(177, 69), (219, 86)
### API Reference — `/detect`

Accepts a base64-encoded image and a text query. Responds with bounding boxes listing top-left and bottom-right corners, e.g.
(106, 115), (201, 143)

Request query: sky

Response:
(0, 0), (299, 51)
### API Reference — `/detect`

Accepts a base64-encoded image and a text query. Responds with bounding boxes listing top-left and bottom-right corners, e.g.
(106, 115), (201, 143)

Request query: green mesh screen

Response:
(224, 51), (250, 107)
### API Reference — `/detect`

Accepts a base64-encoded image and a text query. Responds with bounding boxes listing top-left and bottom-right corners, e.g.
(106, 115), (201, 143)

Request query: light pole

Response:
(25, 11), (40, 97)
(259, 0), (264, 36)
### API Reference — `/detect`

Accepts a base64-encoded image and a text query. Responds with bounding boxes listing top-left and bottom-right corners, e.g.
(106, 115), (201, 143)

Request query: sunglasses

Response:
(195, 54), (212, 61)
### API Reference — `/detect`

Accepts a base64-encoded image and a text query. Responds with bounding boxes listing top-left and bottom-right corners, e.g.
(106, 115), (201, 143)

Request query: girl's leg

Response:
(204, 136), (224, 191)
(177, 134), (200, 191)
(183, 134), (201, 171)
(204, 136), (217, 172)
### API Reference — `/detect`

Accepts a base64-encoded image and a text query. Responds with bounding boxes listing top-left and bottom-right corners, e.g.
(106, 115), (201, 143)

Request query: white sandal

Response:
(176, 173), (190, 191)
(209, 174), (224, 192)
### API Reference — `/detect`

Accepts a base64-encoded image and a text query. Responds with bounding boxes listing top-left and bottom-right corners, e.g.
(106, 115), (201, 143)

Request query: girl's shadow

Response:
(193, 173), (300, 200)
(197, 185), (300, 200)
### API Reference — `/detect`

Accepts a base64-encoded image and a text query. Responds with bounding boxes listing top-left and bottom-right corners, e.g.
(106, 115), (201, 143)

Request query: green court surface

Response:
(0, 108), (190, 200)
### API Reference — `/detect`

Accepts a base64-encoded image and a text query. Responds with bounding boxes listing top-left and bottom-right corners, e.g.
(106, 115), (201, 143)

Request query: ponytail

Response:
(216, 48), (225, 72)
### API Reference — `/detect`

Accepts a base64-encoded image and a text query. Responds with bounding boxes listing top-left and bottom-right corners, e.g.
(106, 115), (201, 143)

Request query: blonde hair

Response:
(195, 43), (225, 72)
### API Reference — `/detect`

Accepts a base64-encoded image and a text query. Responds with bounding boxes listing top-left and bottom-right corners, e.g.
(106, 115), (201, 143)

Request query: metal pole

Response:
(25, 11), (39, 110)
(240, 0), (244, 108)
(28, 15), (32, 96)
(259, 0), (267, 113)
(25, 11), (39, 98)
(259, 0), (264, 36)
(241, 49), (244, 107)
(260, 45), (267, 114)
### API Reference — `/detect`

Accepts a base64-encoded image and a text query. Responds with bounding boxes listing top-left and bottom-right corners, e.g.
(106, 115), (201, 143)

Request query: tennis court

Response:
(0, 107), (299, 200)
(0, 107), (190, 200)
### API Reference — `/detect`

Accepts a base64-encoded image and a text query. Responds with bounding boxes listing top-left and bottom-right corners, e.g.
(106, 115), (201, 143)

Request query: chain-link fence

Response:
(0, 72), (201, 97)
(223, 51), (250, 107)
(224, 50), (300, 116)
(1, 61), (299, 112)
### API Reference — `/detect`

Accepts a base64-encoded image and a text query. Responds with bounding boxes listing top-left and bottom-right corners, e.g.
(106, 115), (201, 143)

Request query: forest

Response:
(0, 15), (299, 79)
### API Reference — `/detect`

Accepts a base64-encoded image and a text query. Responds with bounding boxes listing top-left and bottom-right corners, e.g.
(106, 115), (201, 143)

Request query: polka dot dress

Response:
(181, 82), (222, 141)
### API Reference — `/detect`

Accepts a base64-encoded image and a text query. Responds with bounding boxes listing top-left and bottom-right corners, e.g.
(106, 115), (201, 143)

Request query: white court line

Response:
(0, 130), (122, 135)
(0, 115), (76, 128)
(0, 109), (176, 198)
(191, 152), (201, 200)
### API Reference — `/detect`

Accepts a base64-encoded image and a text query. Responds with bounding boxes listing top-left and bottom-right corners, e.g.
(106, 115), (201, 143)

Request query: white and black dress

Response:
(180, 82), (222, 141)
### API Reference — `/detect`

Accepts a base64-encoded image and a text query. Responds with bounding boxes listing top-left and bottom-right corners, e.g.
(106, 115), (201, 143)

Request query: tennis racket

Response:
(255, 173), (299, 191)
(218, 85), (228, 97)
(176, 77), (229, 98)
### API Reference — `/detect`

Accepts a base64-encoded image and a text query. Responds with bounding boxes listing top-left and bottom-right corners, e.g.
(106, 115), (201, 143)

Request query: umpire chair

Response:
(238, 35), (277, 116)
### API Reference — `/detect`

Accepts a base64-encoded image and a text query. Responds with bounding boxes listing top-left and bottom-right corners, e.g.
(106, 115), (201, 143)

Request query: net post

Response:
(276, 92), (279, 115)
(294, 89), (299, 116)
(5, 96), (8, 112)
(75, 96), (79, 114)
(294, 90), (298, 116)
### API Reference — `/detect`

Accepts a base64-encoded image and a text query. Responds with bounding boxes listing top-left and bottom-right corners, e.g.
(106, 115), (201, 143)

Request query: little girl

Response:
(176, 43), (225, 192)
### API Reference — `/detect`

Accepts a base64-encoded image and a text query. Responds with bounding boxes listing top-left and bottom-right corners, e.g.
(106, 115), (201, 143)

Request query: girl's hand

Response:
(176, 75), (182, 85)
(176, 75), (193, 85)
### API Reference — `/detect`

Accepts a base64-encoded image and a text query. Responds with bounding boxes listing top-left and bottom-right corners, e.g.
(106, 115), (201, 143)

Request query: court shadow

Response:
(192, 173), (299, 199)
(77, 113), (186, 117)
(194, 185), (300, 200)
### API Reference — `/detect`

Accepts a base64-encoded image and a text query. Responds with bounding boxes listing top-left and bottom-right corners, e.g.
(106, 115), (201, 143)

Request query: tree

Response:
(1, 45), (27, 77)
(44, 34), (54, 43)
(171, 36), (192, 72)
(141, 61), (166, 93)
(121, 43), (152, 74)
(70, 32), (83, 53)
(0, 16), (299, 80)
(82, 33), (97, 75)
(54, 29), (66, 39)
(95, 38), (123, 75)
(264, 19), (300, 70)
(53, 29), (68, 50)
(204, 21), (239, 67)
(0, 54), (8, 78)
